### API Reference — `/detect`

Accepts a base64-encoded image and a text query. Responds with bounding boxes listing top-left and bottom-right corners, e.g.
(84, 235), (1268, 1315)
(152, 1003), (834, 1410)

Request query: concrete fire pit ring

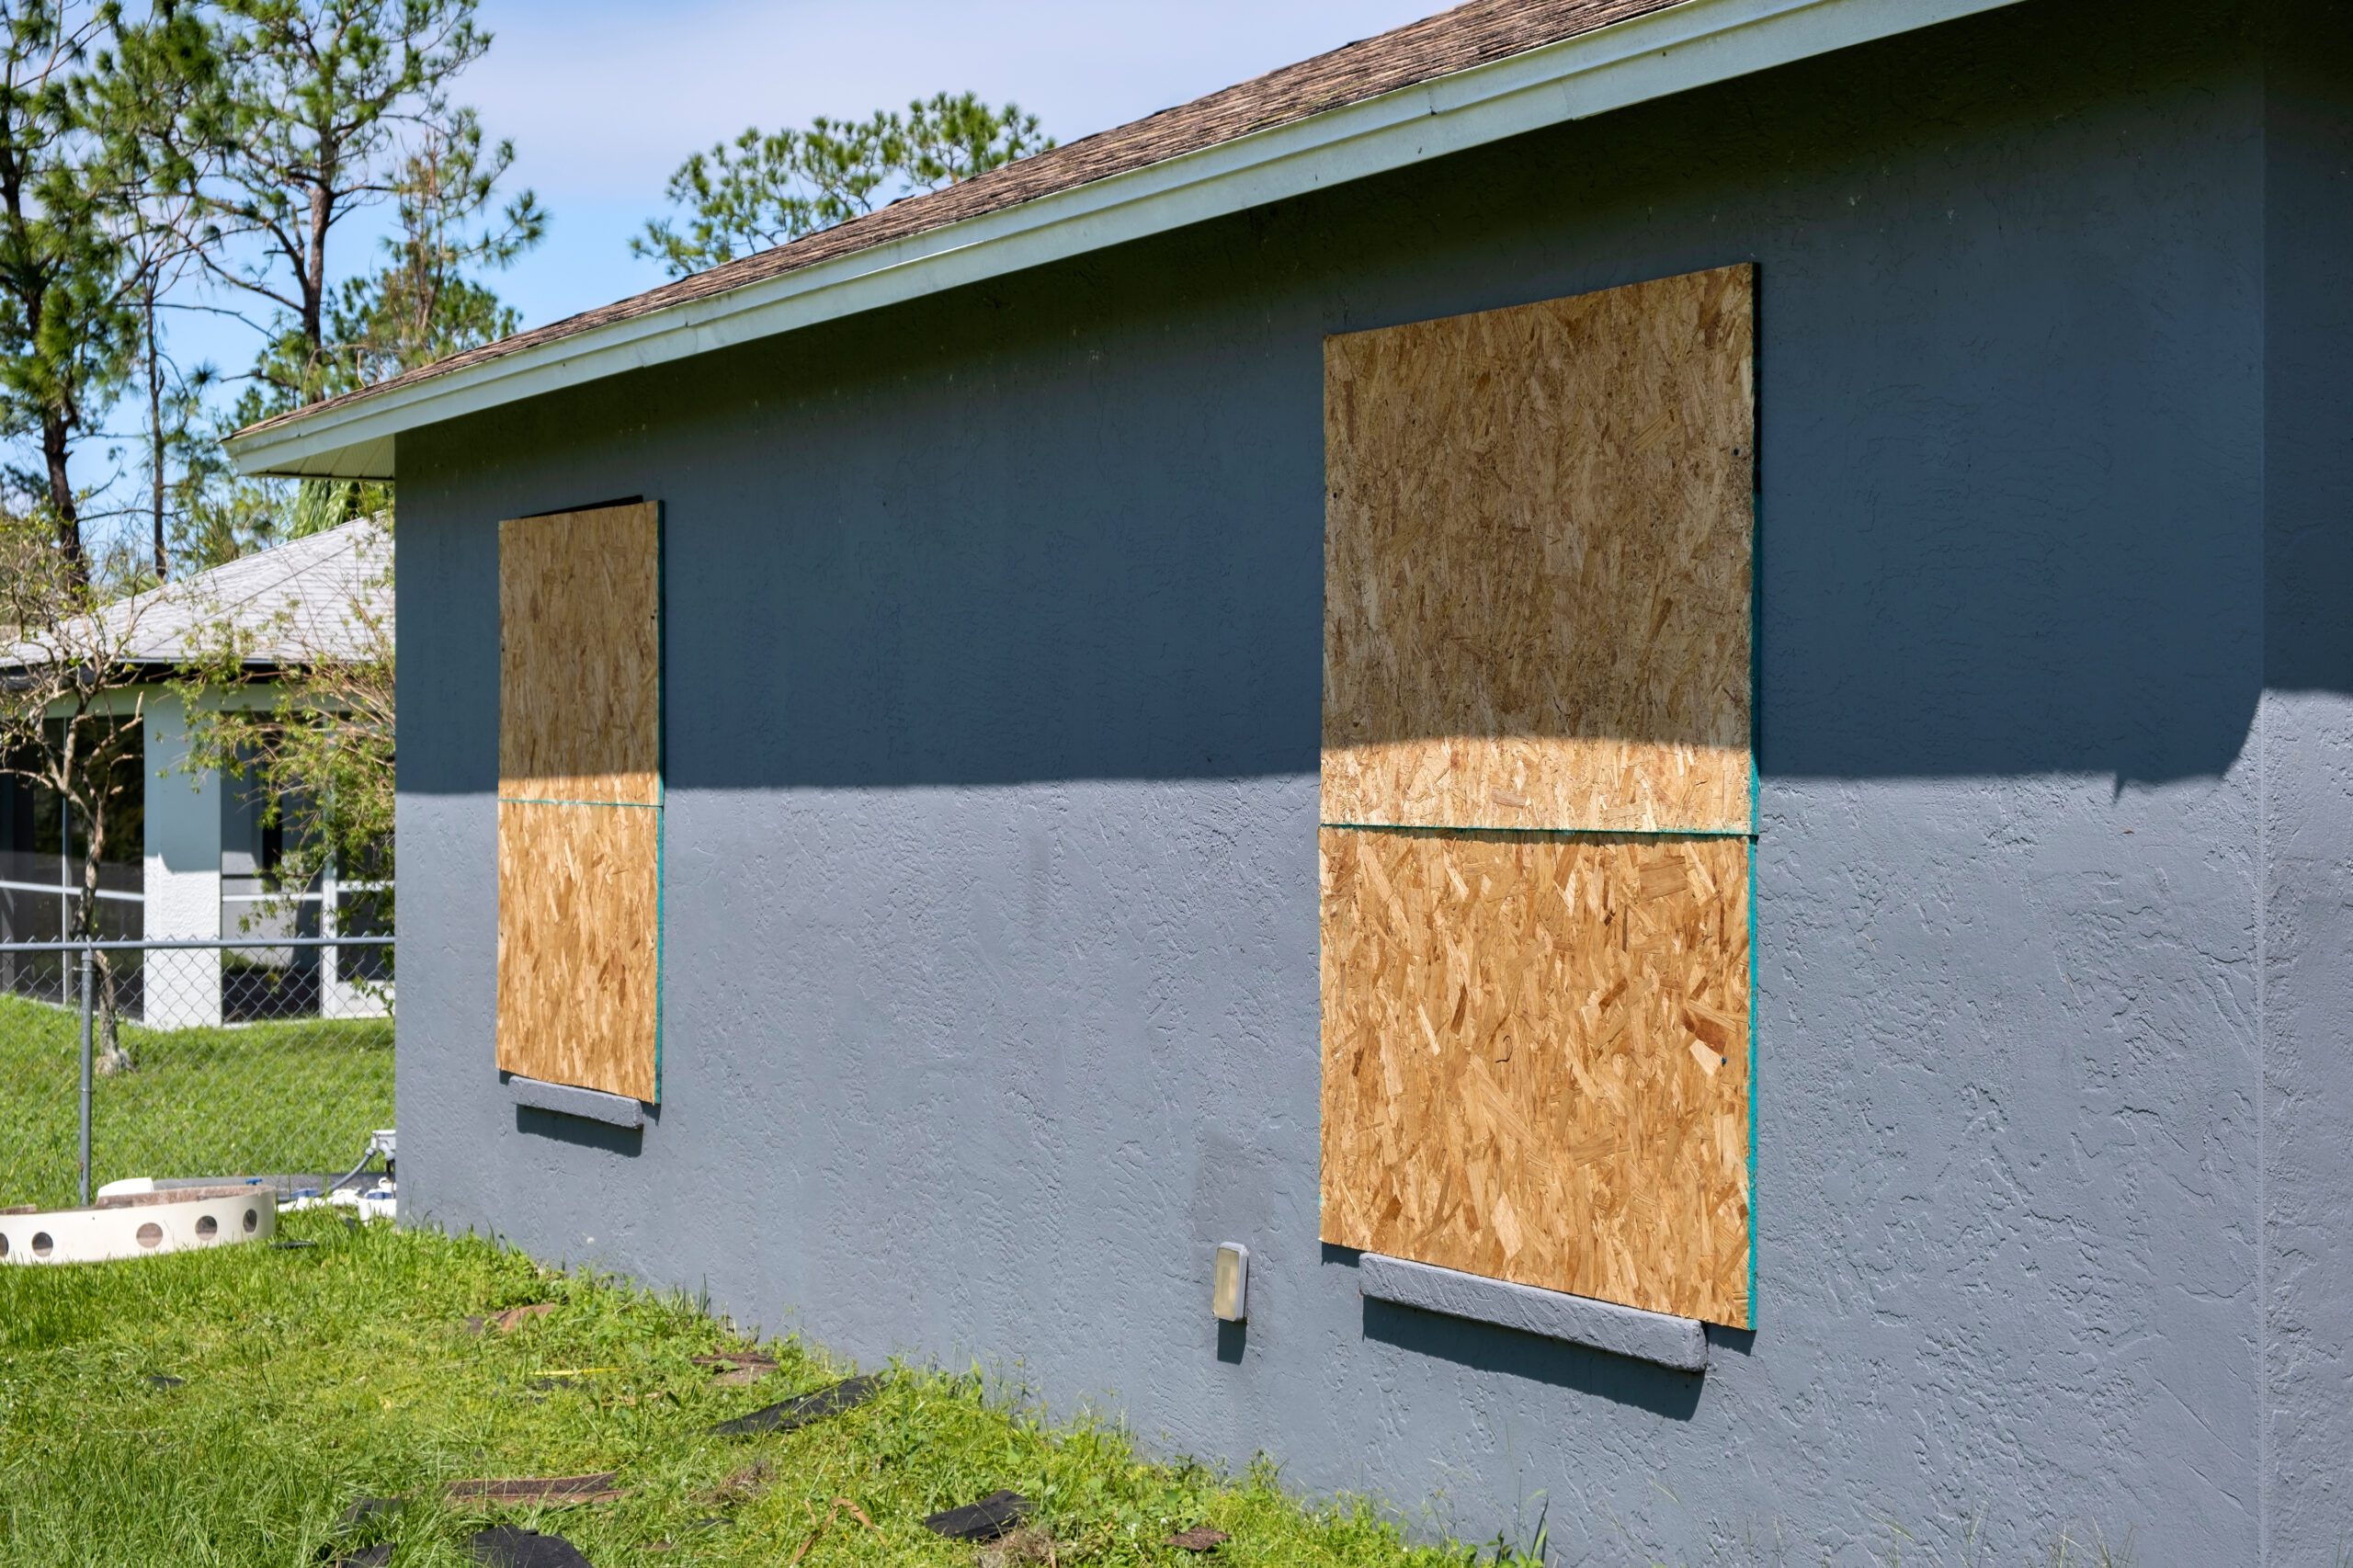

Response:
(0, 1185), (277, 1265)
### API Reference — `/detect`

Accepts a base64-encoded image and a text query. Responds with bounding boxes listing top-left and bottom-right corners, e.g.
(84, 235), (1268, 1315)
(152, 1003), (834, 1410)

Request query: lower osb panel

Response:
(496, 800), (661, 1103)
(1319, 827), (1750, 1325)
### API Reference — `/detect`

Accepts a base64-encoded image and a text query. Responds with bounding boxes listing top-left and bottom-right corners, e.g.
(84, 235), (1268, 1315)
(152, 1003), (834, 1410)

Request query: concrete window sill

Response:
(506, 1074), (646, 1130)
(1358, 1253), (1709, 1371)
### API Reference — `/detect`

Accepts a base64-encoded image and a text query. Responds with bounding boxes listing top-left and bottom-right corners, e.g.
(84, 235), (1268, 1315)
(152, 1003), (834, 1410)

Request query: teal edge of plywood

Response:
(1745, 832), (1758, 1329)
(652, 499), (667, 1107)
(494, 796), (661, 809)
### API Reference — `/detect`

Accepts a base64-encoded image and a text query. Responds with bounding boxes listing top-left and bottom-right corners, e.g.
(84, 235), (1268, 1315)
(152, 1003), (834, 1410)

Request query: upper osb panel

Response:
(499, 503), (662, 805)
(1322, 264), (1754, 833)
(1319, 826), (1750, 1324)
(495, 800), (661, 1102)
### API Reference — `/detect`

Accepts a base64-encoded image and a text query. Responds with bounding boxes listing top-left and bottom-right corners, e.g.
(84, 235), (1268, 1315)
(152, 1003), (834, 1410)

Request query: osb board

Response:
(1322, 265), (1754, 834)
(1319, 826), (1750, 1325)
(495, 800), (661, 1102)
(500, 502), (662, 806)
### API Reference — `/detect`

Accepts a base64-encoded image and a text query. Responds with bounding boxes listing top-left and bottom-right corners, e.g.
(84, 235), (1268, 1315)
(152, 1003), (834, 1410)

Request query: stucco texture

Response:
(391, 3), (2351, 1561)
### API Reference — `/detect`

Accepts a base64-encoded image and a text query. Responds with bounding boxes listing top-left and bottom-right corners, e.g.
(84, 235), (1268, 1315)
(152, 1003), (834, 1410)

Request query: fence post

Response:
(76, 941), (94, 1207)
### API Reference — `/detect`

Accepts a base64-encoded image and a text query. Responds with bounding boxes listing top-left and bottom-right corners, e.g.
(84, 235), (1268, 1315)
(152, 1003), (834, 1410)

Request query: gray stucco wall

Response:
(392, 4), (2349, 1561)
(2261, 9), (2353, 1563)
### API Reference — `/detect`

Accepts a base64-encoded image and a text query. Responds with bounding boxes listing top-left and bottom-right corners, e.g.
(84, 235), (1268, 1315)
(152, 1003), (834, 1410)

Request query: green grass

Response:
(0, 993), (393, 1210)
(0, 1213), (1498, 1567)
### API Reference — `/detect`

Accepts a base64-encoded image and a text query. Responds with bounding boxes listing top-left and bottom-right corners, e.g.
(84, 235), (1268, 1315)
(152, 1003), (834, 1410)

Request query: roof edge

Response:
(227, 0), (2022, 481)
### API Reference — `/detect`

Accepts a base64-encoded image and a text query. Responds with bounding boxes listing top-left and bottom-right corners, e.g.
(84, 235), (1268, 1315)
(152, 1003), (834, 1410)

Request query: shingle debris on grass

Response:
(923, 1489), (1032, 1541)
(976, 1524), (1067, 1566)
(706, 1372), (881, 1437)
(492, 1302), (557, 1333)
(644, 1516), (730, 1550)
(705, 1456), (774, 1506)
(445, 1473), (625, 1507)
(691, 1350), (779, 1386)
(1167, 1524), (1233, 1551)
(319, 1496), (403, 1565)
(144, 1373), (184, 1389)
(467, 1524), (594, 1567)
(689, 1350), (775, 1368)
(333, 1496), (404, 1533)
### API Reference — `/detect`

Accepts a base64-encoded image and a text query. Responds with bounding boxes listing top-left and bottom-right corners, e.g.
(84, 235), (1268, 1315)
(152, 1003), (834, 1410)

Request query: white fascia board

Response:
(229, 0), (2022, 481)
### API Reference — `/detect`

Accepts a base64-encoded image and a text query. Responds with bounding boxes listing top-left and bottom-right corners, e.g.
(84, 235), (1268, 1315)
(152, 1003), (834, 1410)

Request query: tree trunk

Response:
(76, 807), (131, 1075)
(301, 178), (332, 384)
(95, 952), (129, 1076)
(43, 409), (85, 588)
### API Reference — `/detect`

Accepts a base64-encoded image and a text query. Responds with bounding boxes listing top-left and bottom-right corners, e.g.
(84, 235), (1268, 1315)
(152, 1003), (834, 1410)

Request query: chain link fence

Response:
(0, 937), (392, 1210)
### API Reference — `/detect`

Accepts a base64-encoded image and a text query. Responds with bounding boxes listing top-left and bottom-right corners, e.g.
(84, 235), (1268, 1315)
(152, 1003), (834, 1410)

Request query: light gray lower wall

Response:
(392, 4), (2346, 1561)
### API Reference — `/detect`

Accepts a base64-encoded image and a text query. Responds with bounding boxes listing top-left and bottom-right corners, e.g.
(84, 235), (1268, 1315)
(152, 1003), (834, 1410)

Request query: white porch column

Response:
(319, 863), (382, 1019)
(142, 690), (222, 1028)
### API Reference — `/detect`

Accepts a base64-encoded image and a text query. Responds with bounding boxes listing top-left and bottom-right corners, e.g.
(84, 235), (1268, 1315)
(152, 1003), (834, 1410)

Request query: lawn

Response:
(0, 1213), (1503, 1567)
(0, 992), (394, 1210)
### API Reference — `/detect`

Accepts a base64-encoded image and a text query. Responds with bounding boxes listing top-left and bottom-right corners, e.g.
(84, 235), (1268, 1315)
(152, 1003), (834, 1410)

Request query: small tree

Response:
(0, 513), (159, 1070)
(173, 517), (392, 963)
(633, 92), (1051, 278)
(323, 106), (540, 392)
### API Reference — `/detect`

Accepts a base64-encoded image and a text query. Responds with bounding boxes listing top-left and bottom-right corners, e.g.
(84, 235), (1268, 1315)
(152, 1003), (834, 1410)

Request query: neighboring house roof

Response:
(227, 0), (2023, 481)
(3, 519), (389, 676)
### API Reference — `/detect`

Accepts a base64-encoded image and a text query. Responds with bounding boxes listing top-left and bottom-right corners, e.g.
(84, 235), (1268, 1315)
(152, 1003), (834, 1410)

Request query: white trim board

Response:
(229, 0), (2024, 481)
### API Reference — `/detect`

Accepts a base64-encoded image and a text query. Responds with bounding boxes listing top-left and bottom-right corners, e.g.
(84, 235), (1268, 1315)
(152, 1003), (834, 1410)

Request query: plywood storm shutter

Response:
(1319, 266), (1756, 1326)
(495, 501), (664, 1102)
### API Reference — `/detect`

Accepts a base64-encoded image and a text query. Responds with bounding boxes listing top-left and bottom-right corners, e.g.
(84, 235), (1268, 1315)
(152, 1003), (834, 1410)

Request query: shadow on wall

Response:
(1319, 1245), (1707, 1419)
(516, 1104), (647, 1156)
(603, 339), (2278, 798)
(630, 244), (2277, 798)
(400, 0), (2314, 803)
(635, 393), (2273, 796)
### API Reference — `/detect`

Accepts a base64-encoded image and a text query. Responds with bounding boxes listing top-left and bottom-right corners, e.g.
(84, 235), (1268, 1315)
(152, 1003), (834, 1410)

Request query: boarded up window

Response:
(496, 501), (663, 1102)
(1319, 266), (1755, 1325)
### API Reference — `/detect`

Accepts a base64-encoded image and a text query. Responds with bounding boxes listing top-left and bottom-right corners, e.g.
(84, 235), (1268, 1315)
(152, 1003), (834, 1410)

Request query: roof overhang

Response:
(228, 0), (2025, 482)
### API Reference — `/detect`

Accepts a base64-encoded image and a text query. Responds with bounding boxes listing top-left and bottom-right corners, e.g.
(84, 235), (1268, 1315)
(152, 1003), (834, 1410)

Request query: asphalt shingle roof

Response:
(6, 519), (388, 672)
(235, 0), (1682, 446)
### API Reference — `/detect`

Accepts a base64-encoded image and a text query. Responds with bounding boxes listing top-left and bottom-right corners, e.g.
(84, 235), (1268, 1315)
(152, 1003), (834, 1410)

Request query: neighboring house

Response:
(0, 519), (390, 1025)
(227, 2), (2351, 1562)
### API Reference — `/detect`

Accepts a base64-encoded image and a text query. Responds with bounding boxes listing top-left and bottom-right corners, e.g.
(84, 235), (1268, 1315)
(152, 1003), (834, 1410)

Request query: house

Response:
(0, 519), (390, 1025)
(224, 0), (2352, 1560)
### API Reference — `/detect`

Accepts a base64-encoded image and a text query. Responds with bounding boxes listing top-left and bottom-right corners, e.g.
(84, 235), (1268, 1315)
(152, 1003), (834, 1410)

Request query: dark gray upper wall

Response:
(403, 4), (2274, 801)
(392, 3), (2343, 1562)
